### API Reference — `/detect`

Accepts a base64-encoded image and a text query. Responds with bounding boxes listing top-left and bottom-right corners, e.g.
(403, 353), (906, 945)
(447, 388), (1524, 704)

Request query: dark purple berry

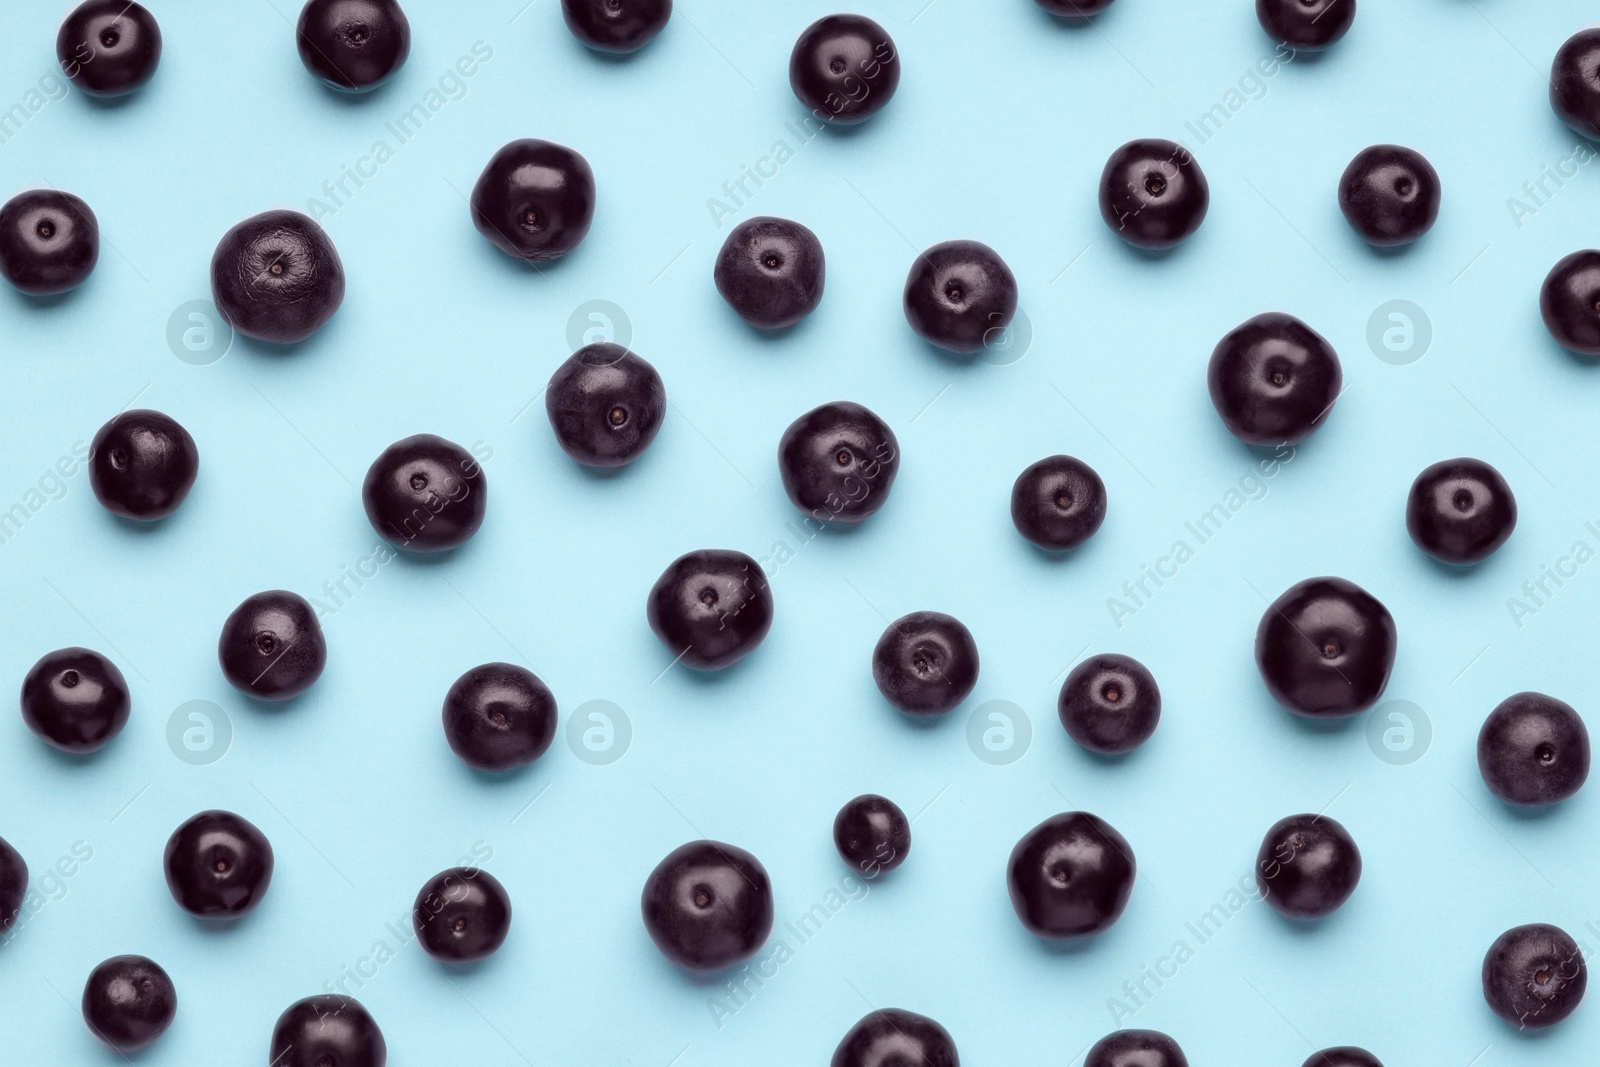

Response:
(1256, 813), (1361, 920)
(20, 647), (129, 754)
(1007, 811), (1135, 939)
(641, 840), (773, 971)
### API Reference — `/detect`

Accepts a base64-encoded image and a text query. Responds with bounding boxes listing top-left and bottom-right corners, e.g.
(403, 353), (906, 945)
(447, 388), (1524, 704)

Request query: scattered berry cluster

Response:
(3, 1), (1597, 1063)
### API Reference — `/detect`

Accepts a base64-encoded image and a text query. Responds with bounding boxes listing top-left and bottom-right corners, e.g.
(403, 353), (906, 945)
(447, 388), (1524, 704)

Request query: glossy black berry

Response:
(56, 0), (162, 97)
(296, 0), (411, 92)
(89, 409), (199, 521)
(1208, 313), (1342, 446)
(562, 0), (671, 53)
(443, 663), (557, 772)
(362, 434), (487, 552)
(641, 839), (774, 971)
(1552, 29), (1600, 141)
(1087, 1030), (1189, 1067)
(20, 647), (129, 754)
(81, 955), (176, 1053)
(789, 15), (900, 125)
(1011, 455), (1106, 551)
(270, 996), (386, 1067)
(1406, 458), (1516, 565)
(217, 590), (327, 701)
(1099, 139), (1209, 250)
(714, 216), (825, 330)
(413, 867), (512, 963)
(1477, 692), (1590, 807)
(1008, 812), (1135, 940)
(1059, 654), (1160, 756)
(903, 240), (1017, 355)
(1484, 923), (1588, 1029)
(646, 550), (773, 670)
(1256, 0), (1354, 51)
(872, 612), (979, 716)
(0, 189), (98, 296)
(163, 810), (274, 919)
(209, 210), (344, 344)
(1255, 577), (1396, 718)
(0, 835), (26, 936)
(1338, 145), (1440, 248)
(471, 139), (595, 263)
(1255, 813), (1361, 920)
(1304, 1049), (1383, 1067)
(778, 402), (900, 524)
(833, 795), (910, 877)
(832, 1009), (958, 1067)
(1035, 0), (1116, 17)
(1540, 250), (1600, 355)
(546, 344), (666, 468)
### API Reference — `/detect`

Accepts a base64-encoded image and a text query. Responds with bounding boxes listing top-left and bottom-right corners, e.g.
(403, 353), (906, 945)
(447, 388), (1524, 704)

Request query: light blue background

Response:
(0, 0), (1597, 1063)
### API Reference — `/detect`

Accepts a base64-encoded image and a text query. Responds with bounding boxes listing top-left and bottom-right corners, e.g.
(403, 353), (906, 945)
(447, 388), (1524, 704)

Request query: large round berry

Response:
(1058, 654), (1160, 755)
(641, 840), (773, 971)
(1405, 458), (1516, 565)
(1338, 145), (1441, 247)
(1551, 28), (1600, 141)
(1256, 0), (1354, 51)
(296, 0), (411, 92)
(81, 955), (176, 1053)
(1007, 811), (1135, 939)
(0, 836), (25, 937)
(89, 409), (199, 521)
(1099, 138), (1209, 250)
(1303, 1049), (1383, 1067)
(789, 15), (900, 125)
(163, 810), (274, 919)
(217, 590), (327, 701)
(1035, 0), (1116, 17)
(872, 611), (980, 716)
(1011, 455), (1107, 551)
(714, 216), (825, 330)
(471, 139), (595, 263)
(1254, 577), (1396, 718)
(832, 794), (910, 877)
(1477, 692), (1590, 807)
(545, 344), (666, 468)
(1540, 250), (1600, 355)
(646, 550), (773, 670)
(1086, 1030), (1189, 1067)
(20, 647), (130, 754)
(56, 0), (162, 96)
(362, 434), (487, 552)
(0, 189), (98, 296)
(270, 996), (386, 1067)
(1208, 313), (1342, 446)
(413, 867), (512, 963)
(443, 663), (558, 772)
(778, 401), (900, 524)
(210, 210), (344, 344)
(831, 1009), (958, 1067)
(1255, 813), (1361, 920)
(903, 240), (1018, 355)
(561, 0), (671, 53)
(1482, 923), (1587, 1030)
